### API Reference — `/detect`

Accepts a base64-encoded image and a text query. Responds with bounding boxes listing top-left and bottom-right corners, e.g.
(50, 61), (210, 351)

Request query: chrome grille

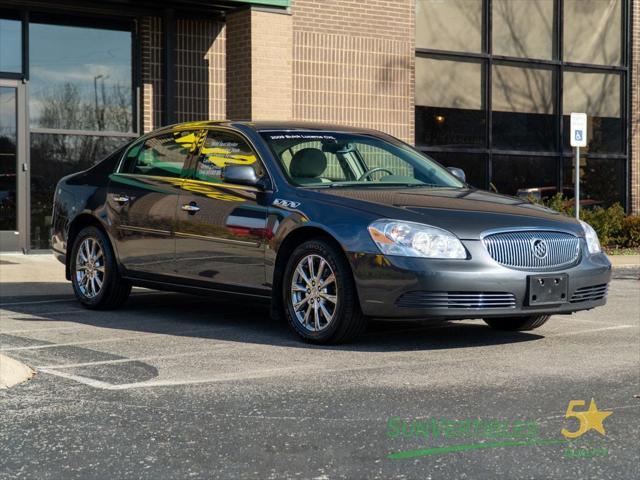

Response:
(482, 231), (580, 270)
(396, 291), (516, 309)
(570, 284), (608, 303)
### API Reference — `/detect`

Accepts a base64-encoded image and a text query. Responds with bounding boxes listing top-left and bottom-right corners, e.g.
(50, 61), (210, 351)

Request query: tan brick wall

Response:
(226, 8), (292, 120)
(140, 17), (163, 133)
(226, 9), (253, 119)
(176, 18), (226, 123)
(251, 10), (292, 120)
(631, 0), (639, 214)
(291, 0), (414, 143)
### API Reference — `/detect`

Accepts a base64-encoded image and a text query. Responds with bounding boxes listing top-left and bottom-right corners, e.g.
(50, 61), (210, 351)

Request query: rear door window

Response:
(120, 130), (201, 178)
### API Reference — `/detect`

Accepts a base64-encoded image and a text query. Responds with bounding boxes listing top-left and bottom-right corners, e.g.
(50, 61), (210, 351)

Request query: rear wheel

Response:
(283, 239), (366, 344)
(483, 315), (550, 331)
(70, 226), (131, 309)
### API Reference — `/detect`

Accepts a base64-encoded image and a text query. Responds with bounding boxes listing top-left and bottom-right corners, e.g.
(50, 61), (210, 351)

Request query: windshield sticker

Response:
(268, 134), (337, 141)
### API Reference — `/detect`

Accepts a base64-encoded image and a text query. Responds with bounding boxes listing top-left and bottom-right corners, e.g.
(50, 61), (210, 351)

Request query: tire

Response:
(483, 315), (551, 331)
(70, 226), (131, 310)
(282, 239), (367, 344)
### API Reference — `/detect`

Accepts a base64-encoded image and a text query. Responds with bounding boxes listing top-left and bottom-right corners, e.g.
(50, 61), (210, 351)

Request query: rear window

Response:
(120, 130), (200, 178)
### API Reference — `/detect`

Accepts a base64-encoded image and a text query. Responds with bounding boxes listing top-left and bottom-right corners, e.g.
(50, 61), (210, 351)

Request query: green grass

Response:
(604, 247), (640, 256)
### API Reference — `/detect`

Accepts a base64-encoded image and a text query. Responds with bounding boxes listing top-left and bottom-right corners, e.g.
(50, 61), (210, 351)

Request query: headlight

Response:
(368, 220), (467, 259)
(579, 220), (601, 254)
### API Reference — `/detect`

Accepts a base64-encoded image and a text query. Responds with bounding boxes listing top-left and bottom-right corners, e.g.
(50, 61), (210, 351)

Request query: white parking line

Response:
(0, 298), (76, 307)
(38, 365), (319, 390)
(549, 324), (636, 336)
(35, 351), (213, 369)
(0, 325), (238, 351)
(0, 290), (168, 308)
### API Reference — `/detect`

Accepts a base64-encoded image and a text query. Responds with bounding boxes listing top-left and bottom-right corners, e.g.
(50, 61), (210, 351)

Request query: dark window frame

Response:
(415, 0), (631, 210)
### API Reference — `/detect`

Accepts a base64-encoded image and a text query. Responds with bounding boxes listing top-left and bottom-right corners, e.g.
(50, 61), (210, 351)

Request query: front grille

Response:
(396, 291), (516, 309)
(482, 231), (580, 270)
(570, 284), (608, 303)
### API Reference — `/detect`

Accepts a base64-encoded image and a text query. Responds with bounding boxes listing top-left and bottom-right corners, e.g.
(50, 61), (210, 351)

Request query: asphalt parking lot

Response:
(1, 255), (639, 479)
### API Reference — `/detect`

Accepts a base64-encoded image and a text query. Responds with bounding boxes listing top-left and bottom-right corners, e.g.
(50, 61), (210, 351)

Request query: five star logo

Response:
(561, 398), (613, 439)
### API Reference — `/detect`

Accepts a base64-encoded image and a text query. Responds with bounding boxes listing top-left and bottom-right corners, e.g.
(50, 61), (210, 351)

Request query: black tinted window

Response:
(120, 130), (199, 177)
(196, 131), (263, 183)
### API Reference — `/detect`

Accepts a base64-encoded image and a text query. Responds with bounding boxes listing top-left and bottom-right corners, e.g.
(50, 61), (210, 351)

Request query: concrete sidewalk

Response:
(608, 254), (640, 268)
(0, 354), (34, 389)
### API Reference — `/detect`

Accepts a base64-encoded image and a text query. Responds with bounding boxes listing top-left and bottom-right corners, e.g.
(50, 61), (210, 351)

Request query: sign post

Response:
(570, 113), (587, 219)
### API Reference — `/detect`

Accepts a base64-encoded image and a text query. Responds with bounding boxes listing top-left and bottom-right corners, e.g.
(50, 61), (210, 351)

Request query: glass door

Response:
(0, 80), (27, 252)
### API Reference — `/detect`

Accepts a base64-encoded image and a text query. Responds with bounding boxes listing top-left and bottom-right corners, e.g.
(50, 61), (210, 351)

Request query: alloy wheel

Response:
(290, 254), (338, 332)
(75, 237), (105, 299)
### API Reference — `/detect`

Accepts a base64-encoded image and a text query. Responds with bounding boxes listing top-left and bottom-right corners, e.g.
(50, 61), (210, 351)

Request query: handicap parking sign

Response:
(570, 113), (587, 147)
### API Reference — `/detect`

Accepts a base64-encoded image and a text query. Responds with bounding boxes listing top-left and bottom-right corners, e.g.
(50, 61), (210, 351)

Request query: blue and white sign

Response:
(570, 112), (587, 148)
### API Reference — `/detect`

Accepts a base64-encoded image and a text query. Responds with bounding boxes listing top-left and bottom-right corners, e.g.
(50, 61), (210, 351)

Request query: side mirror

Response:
(447, 167), (466, 183)
(223, 165), (262, 188)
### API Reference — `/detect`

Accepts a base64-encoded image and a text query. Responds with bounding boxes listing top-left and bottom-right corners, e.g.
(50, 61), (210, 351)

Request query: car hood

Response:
(308, 187), (583, 240)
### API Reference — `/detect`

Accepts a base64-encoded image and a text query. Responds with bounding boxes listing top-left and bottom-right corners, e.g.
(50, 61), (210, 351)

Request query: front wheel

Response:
(483, 315), (550, 331)
(283, 240), (367, 344)
(70, 226), (131, 310)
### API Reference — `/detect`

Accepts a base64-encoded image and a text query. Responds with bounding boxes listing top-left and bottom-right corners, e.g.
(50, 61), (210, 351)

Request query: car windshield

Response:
(259, 131), (464, 188)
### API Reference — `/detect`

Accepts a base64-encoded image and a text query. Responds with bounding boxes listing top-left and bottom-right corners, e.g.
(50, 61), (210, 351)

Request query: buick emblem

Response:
(531, 238), (548, 259)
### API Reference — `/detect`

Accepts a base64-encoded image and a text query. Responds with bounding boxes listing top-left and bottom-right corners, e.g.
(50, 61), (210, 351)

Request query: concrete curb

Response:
(0, 354), (35, 389)
(609, 255), (640, 268)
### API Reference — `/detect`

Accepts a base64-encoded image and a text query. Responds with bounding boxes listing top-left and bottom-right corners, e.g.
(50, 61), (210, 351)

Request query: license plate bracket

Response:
(527, 274), (568, 306)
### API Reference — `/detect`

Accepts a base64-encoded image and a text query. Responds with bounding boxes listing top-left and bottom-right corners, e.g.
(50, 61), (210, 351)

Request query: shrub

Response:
(618, 216), (640, 248)
(580, 203), (625, 247)
(538, 194), (637, 248)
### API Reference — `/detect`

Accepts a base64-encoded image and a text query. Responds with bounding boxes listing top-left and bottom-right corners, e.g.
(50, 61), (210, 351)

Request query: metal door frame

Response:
(0, 79), (28, 252)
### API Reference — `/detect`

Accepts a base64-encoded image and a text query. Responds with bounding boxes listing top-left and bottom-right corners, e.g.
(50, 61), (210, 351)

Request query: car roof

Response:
(159, 120), (383, 135)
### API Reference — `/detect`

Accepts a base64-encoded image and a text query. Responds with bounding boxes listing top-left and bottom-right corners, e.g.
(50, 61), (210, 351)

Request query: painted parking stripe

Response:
(549, 324), (635, 336)
(0, 325), (240, 351)
(0, 290), (167, 307)
(35, 351), (213, 369)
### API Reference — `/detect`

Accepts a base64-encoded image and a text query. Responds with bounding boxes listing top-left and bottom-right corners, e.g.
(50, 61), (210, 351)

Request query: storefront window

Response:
(492, 155), (558, 198)
(0, 87), (17, 230)
(492, 0), (554, 59)
(563, 157), (625, 207)
(562, 70), (622, 153)
(427, 152), (487, 189)
(29, 22), (133, 132)
(416, 0), (483, 53)
(415, 0), (629, 210)
(492, 64), (555, 151)
(415, 57), (485, 147)
(30, 134), (130, 249)
(26, 18), (135, 249)
(564, 0), (622, 66)
(0, 17), (22, 73)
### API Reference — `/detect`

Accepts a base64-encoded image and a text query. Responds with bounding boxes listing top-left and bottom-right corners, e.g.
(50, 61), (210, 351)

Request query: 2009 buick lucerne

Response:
(52, 121), (611, 344)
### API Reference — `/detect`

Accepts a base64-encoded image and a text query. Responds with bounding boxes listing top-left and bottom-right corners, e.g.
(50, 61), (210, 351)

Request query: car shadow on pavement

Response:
(0, 283), (544, 352)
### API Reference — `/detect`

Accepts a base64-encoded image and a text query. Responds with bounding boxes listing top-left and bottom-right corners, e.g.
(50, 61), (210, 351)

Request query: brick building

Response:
(0, 0), (636, 251)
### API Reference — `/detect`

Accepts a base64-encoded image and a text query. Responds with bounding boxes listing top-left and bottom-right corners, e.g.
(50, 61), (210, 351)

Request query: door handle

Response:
(112, 195), (130, 204)
(181, 202), (200, 214)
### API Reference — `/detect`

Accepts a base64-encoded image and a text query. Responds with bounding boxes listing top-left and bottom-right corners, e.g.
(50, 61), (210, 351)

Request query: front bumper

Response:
(349, 239), (611, 319)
